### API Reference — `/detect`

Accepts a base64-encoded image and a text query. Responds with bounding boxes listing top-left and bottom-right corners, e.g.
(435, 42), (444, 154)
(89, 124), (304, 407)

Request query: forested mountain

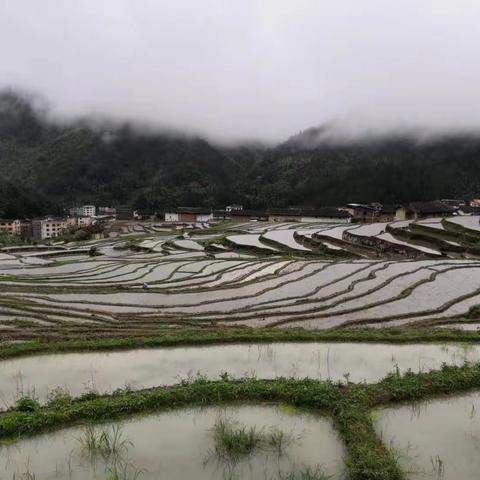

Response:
(1, 90), (480, 218)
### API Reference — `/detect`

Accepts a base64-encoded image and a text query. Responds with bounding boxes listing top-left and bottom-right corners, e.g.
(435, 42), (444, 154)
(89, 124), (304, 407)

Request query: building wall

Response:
(352, 208), (377, 222)
(0, 220), (20, 235)
(414, 212), (451, 220)
(178, 213), (197, 222)
(376, 213), (395, 222)
(196, 213), (214, 222)
(19, 222), (32, 239)
(300, 216), (350, 224)
(394, 208), (408, 221)
(67, 216), (94, 228)
(268, 215), (300, 222)
(164, 212), (179, 222)
(32, 219), (68, 240)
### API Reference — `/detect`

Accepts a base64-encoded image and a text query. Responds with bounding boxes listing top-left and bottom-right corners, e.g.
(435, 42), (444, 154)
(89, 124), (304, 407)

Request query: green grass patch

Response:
(3, 327), (480, 360)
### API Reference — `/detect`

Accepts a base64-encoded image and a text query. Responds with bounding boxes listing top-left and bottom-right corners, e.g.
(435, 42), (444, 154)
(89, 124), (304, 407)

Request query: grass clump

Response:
(280, 465), (333, 480)
(266, 426), (301, 455)
(77, 424), (131, 460)
(209, 418), (301, 464)
(14, 395), (40, 412)
(106, 463), (144, 480)
(212, 418), (264, 460)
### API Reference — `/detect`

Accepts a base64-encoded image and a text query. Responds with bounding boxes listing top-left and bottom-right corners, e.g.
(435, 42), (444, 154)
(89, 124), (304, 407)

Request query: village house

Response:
(32, 217), (68, 240)
(69, 205), (97, 217)
(343, 203), (444, 223)
(115, 205), (134, 220)
(225, 204), (243, 213)
(0, 219), (21, 235)
(457, 205), (480, 215)
(66, 216), (94, 228)
(164, 207), (214, 223)
(440, 198), (466, 209)
(0, 219), (32, 238)
(229, 210), (269, 222)
(345, 204), (378, 222)
(228, 207), (350, 223)
(407, 201), (455, 220)
(376, 205), (409, 222)
(98, 207), (116, 215)
(267, 208), (351, 223)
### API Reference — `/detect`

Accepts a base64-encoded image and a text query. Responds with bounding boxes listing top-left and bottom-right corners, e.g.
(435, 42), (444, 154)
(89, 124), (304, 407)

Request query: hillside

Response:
(254, 129), (480, 207)
(1, 90), (480, 217)
(0, 91), (263, 217)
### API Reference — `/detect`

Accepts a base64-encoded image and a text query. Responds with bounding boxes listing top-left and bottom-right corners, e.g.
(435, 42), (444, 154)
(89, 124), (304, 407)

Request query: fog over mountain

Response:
(2, 1), (480, 143)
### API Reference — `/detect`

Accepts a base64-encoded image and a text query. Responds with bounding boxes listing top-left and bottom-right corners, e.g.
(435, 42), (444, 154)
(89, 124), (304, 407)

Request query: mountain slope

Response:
(1, 90), (480, 217)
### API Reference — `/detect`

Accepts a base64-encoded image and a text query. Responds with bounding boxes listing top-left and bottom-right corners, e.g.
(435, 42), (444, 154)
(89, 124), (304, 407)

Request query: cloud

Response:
(1, 0), (480, 142)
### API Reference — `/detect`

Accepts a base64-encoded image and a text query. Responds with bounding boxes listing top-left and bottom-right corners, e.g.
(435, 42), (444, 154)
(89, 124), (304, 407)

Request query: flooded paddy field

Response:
(1, 217), (480, 337)
(2, 342), (478, 406)
(2, 255), (480, 336)
(0, 404), (345, 480)
(375, 391), (480, 479)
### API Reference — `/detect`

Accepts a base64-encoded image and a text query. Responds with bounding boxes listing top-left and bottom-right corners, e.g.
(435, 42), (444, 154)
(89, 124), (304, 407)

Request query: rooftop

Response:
(409, 201), (455, 214)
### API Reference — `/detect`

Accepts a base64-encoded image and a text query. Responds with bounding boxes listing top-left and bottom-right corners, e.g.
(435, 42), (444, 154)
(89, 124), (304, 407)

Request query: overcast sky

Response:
(1, 0), (480, 143)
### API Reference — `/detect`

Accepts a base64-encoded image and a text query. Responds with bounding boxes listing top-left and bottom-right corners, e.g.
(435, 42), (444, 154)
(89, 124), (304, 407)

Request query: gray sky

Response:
(1, 0), (480, 143)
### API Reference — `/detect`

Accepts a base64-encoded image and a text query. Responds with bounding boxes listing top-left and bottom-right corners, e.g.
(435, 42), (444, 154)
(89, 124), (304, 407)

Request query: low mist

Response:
(2, 1), (480, 143)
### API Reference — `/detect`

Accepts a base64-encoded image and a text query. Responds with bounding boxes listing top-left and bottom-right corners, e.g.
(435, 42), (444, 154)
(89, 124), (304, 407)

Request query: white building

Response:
(32, 217), (68, 240)
(82, 205), (96, 217)
(165, 212), (179, 222)
(225, 205), (243, 213)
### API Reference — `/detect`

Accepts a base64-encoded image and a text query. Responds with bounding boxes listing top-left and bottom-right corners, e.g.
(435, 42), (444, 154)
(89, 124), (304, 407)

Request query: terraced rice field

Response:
(1, 217), (480, 338)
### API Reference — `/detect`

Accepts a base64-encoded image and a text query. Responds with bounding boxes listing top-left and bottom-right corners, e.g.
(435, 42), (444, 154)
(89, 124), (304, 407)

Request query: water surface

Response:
(375, 391), (480, 479)
(1, 342), (479, 405)
(0, 405), (345, 480)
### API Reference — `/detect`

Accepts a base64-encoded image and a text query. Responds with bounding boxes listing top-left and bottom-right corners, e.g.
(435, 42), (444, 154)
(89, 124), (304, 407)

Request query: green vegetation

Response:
(0, 233), (28, 247)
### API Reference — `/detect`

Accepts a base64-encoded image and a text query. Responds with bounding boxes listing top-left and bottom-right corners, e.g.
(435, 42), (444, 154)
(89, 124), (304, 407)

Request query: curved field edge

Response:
(4, 364), (480, 479)
(2, 327), (480, 360)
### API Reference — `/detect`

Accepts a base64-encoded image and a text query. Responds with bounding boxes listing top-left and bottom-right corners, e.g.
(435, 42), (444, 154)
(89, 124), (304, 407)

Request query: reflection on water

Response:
(1, 342), (480, 406)
(0, 405), (345, 480)
(375, 391), (480, 479)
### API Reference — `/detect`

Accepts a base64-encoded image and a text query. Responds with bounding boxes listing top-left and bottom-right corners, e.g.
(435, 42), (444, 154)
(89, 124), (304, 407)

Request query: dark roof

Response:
(346, 203), (377, 211)
(295, 208), (351, 218)
(409, 201), (455, 214)
(459, 205), (480, 214)
(379, 205), (401, 214)
(231, 207), (350, 218)
(167, 207), (213, 215)
(266, 208), (351, 218)
(230, 210), (269, 217)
